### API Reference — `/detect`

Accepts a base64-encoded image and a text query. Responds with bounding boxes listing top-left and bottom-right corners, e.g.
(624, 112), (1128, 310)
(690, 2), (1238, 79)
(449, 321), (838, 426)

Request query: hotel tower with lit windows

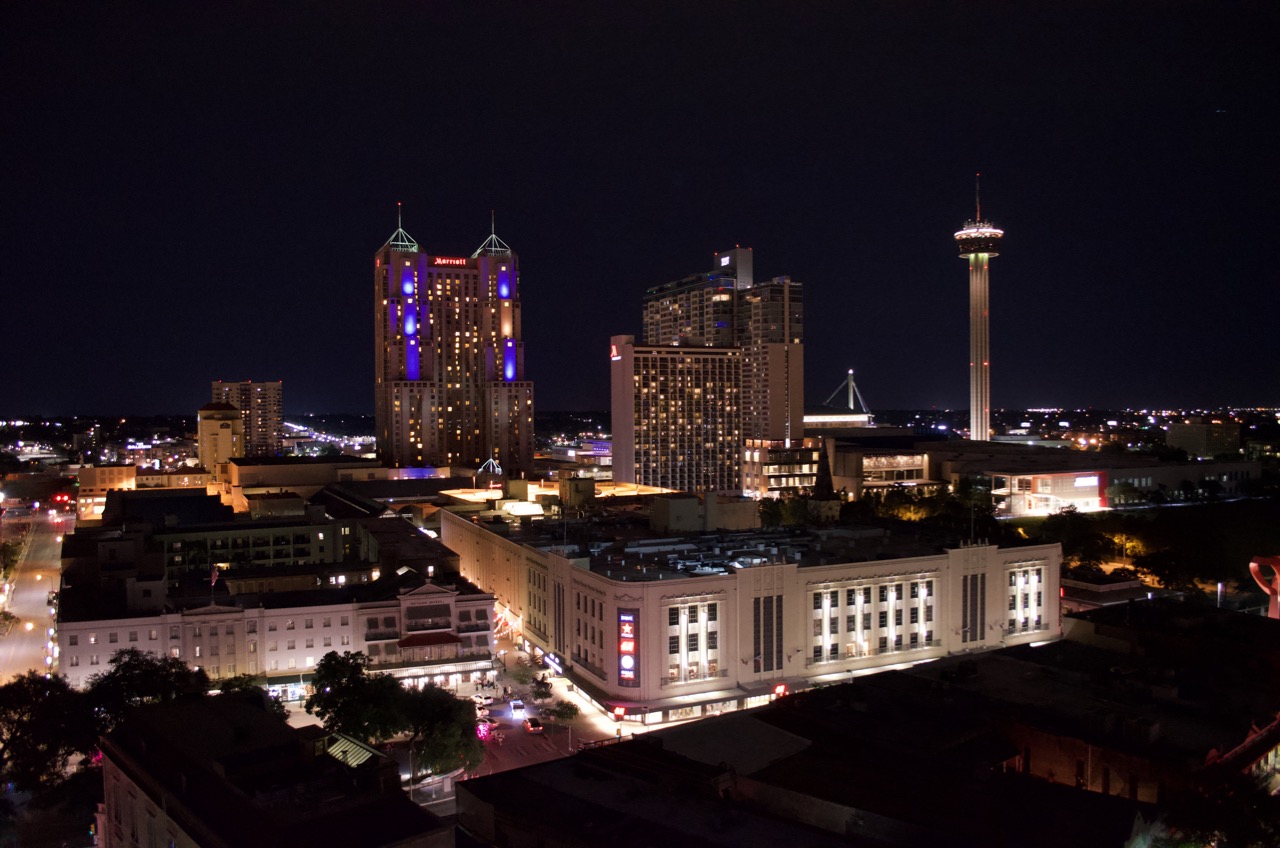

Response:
(612, 247), (812, 496)
(955, 201), (1003, 441)
(374, 217), (534, 472)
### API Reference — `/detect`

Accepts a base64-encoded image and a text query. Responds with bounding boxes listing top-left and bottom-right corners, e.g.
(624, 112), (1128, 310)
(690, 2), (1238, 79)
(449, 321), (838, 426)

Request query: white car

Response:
(475, 706), (491, 717)
(471, 693), (495, 706)
(510, 699), (525, 719)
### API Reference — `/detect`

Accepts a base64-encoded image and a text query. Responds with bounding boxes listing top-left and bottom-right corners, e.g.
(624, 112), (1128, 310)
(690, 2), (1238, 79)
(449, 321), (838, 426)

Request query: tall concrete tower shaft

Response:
(955, 220), (1003, 440)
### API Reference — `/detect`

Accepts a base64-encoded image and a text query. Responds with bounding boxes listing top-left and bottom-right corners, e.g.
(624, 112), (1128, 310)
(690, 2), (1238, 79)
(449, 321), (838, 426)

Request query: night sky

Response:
(4, 2), (1277, 418)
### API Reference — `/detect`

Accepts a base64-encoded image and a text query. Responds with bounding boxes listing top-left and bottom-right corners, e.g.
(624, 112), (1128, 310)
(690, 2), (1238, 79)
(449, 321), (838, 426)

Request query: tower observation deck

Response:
(955, 218), (1003, 441)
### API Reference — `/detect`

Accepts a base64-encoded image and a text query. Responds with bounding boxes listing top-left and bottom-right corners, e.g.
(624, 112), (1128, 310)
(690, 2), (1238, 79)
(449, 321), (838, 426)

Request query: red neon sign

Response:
(618, 639), (635, 653)
(433, 257), (468, 266)
(619, 622), (635, 638)
(613, 706), (626, 717)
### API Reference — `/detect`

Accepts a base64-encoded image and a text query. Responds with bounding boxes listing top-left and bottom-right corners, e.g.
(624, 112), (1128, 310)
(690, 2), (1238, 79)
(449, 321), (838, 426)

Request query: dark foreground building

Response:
(457, 597), (1280, 847)
(97, 694), (449, 848)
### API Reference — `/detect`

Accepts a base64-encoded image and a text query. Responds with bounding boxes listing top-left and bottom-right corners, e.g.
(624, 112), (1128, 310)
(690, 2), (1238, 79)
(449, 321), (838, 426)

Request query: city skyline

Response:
(3, 3), (1277, 417)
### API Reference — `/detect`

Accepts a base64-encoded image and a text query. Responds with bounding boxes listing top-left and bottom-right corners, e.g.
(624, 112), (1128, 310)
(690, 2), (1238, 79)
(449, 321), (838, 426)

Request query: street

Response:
(0, 512), (65, 682)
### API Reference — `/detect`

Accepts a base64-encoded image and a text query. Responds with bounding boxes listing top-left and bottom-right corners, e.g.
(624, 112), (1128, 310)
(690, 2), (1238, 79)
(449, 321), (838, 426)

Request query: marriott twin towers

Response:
(374, 219), (534, 472)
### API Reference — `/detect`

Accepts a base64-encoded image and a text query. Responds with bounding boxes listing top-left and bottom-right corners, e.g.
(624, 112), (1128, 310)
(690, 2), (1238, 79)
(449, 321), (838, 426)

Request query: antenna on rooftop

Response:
(975, 173), (981, 221)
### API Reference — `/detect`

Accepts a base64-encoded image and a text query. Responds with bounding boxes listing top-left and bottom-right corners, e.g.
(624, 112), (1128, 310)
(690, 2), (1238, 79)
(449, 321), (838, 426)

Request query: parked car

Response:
(477, 716), (499, 727)
(511, 699), (525, 719)
(475, 706), (490, 717)
(523, 717), (544, 734)
(471, 693), (495, 706)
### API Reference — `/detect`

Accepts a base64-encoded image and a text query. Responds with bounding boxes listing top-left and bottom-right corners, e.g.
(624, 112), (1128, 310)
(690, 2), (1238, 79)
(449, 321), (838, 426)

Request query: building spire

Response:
(975, 172), (981, 222)
(383, 201), (419, 253)
(472, 211), (513, 258)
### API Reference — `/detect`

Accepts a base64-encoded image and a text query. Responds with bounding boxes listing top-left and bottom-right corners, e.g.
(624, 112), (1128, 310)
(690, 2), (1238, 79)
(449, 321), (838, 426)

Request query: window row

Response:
(811, 580), (935, 610)
(668, 631), (719, 653)
(810, 630), (936, 661)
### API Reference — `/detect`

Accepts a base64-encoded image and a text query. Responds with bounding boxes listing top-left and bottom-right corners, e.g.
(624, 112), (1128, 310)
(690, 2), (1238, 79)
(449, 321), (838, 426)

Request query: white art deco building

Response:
(441, 509), (1061, 723)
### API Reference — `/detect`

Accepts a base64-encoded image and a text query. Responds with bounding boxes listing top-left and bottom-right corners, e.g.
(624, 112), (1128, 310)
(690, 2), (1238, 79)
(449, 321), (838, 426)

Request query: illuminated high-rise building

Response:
(374, 213), (534, 472)
(618, 247), (810, 496)
(211, 380), (282, 457)
(955, 183), (1003, 441)
(197, 402), (243, 481)
(610, 334), (742, 493)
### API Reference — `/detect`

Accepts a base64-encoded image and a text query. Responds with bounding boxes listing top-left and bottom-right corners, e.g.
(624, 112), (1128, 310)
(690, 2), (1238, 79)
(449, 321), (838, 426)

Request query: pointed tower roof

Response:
(382, 202), (419, 253)
(472, 210), (512, 258)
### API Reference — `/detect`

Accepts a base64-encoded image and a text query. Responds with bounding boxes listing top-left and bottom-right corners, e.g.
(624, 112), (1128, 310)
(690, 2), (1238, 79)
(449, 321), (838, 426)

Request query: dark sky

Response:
(4, 2), (1277, 417)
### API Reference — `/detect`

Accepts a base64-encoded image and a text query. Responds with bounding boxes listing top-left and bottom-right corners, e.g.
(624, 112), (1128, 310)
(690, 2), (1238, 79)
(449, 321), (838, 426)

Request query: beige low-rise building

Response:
(441, 508), (1061, 724)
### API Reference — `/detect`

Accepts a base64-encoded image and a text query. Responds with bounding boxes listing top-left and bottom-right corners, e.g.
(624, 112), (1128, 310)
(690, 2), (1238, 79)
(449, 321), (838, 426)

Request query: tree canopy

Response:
(0, 672), (95, 793)
(529, 679), (553, 703)
(218, 674), (289, 721)
(545, 699), (580, 722)
(86, 648), (210, 733)
(305, 652), (404, 743)
(398, 685), (483, 778)
(304, 652), (485, 776)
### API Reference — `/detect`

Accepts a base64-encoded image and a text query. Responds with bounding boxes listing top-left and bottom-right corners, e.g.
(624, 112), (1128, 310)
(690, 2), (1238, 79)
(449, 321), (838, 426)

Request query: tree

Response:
(0, 673), (95, 793)
(304, 651), (402, 743)
(397, 685), (483, 779)
(87, 648), (210, 733)
(508, 663), (535, 685)
(759, 498), (782, 528)
(1134, 549), (1199, 592)
(780, 495), (810, 526)
(529, 679), (553, 704)
(218, 674), (289, 721)
(545, 699), (580, 722)
(1039, 506), (1110, 568)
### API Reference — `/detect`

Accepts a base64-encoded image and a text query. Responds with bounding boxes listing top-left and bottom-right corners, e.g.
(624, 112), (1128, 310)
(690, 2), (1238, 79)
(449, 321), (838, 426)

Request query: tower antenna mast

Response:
(975, 172), (981, 221)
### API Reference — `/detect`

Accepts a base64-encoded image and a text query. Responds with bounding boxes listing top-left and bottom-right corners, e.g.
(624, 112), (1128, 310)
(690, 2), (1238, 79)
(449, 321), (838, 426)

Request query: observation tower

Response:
(955, 177), (1003, 441)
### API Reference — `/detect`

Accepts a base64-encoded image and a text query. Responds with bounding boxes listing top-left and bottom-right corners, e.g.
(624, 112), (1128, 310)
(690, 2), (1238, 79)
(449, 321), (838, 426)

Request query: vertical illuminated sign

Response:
(497, 264), (511, 299)
(618, 609), (639, 687)
(401, 268), (419, 380)
(503, 339), (517, 382)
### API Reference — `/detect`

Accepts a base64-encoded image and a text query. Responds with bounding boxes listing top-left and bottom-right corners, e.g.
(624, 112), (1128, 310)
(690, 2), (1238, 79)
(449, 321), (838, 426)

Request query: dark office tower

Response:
(211, 380), (282, 456)
(955, 187), (1003, 442)
(374, 215), (534, 472)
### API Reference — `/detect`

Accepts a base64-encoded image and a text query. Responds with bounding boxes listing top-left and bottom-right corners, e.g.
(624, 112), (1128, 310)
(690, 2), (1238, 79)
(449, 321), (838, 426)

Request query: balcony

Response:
(405, 619), (452, 633)
(365, 629), (400, 642)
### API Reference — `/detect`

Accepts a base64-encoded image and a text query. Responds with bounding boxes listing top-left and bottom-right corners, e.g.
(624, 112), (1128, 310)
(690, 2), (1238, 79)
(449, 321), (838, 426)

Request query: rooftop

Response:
(102, 694), (443, 848)
(459, 511), (1030, 582)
